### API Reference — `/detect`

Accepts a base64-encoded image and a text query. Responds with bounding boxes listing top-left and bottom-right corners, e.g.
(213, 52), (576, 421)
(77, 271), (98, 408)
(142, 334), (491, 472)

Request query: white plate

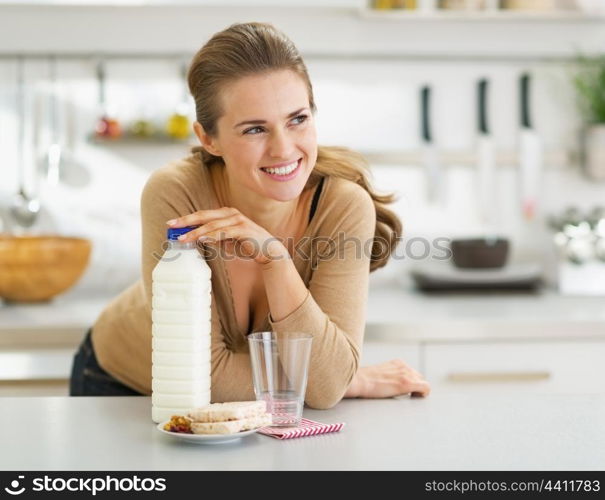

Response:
(156, 421), (260, 445)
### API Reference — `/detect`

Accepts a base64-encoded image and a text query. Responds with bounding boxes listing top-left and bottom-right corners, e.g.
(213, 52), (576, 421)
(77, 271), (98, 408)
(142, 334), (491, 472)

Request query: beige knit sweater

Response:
(92, 154), (376, 409)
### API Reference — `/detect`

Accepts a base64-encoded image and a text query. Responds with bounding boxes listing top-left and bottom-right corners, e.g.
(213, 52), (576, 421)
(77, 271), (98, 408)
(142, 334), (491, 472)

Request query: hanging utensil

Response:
(95, 59), (121, 139)
(39, 56), (62, 186)
(476, 78), (497, 229)
(166, 60), (191, 140)
(36, 57), (89, 188)
(9, 56), (40, 230)
(60, 98), (92, 188)
(519, 72), (542, 221)
(420, 85), (443, 204)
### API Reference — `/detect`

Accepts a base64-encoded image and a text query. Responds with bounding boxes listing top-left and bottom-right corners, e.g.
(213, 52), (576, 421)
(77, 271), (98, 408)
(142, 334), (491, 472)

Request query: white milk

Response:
(151, 226), (212, 423)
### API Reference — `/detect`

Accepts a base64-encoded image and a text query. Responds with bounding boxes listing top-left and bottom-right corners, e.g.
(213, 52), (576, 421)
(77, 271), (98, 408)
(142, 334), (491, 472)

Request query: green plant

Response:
(572, 54), (605, 125)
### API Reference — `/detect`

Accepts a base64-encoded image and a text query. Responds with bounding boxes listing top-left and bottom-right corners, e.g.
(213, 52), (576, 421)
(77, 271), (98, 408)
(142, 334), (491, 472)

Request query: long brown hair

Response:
(187, 22), (401, 271)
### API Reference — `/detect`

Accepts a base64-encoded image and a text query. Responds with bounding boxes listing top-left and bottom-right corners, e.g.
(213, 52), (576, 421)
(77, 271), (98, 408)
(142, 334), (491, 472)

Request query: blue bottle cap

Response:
(167, 226), (198, 241)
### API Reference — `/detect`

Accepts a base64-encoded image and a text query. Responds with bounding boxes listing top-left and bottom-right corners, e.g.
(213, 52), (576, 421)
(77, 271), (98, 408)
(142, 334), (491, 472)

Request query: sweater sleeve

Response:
(268, 184), (376, 409)
(208, 295), (256, 402)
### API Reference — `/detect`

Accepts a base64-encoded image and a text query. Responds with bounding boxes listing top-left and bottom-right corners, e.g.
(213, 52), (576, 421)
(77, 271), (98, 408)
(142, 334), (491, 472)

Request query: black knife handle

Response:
(421, 85), (431, 142)
(478, 79), (489, 135)
(520, 73), (531, 128)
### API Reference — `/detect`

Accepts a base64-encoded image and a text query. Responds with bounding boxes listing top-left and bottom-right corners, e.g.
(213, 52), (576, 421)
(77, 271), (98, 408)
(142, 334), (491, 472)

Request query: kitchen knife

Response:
(420, 85), (443, 204)
(476, 78), (497, 229)
(519, 72), (542, 220)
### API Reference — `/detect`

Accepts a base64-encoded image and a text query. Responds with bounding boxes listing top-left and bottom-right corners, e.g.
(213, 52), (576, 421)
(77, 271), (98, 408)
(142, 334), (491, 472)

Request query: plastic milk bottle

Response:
(151, 226), (212, 423)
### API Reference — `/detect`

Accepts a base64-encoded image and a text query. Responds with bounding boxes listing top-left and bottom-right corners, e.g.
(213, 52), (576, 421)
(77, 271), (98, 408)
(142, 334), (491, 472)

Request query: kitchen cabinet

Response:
(424, 340), (605, 394)
(363, 285), (605, 395)
(362, 334), (605, 394)
(0, 380), (68, 397)
(0, 348), (74, 396)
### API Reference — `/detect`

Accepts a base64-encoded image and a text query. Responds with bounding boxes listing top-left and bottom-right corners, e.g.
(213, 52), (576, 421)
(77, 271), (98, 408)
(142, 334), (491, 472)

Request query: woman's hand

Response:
(167, 207), (289, 265)
(345, 359), (431, 399)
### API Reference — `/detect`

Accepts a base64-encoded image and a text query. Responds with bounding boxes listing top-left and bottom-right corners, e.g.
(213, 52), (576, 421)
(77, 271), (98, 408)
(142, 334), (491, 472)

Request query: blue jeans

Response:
(69, 328), (143, 396)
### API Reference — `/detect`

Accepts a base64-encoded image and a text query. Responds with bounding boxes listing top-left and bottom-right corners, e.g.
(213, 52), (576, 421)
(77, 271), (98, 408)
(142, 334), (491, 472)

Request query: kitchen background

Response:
(1, 0), (605, 397)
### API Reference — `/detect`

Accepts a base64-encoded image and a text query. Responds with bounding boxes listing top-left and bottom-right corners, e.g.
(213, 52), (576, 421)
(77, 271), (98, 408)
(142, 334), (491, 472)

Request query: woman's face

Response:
(200, 69), (317, 202)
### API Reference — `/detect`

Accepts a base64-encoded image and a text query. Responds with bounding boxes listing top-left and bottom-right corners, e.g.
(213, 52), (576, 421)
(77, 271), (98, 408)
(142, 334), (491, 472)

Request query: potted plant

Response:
(572, 54), (605, 180)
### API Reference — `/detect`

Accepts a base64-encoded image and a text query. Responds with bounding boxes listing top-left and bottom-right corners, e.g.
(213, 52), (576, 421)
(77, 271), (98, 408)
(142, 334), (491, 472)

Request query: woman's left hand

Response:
(166, 207), (289, 265)
(345, 359), (431, 399)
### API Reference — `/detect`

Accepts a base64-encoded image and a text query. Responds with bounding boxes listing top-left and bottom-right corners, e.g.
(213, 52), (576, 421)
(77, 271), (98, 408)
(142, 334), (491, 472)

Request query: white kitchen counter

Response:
(1, 394), (603, 471)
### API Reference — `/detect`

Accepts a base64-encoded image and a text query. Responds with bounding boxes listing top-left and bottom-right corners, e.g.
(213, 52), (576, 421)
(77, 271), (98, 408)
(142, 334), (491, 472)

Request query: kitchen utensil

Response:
(519, 73), (542, 220)
(450, 237), (510, 269)
(410, 261), (542, 291)
(420, 85), (443, 203)
(94, 60), (121, 139)
(39, 56), (62, 187)
(59, 99), (92, 188)
(476, 78), (497, 229)
(166, 61), (191, 140)
(0, 235), (91, 302)
(9, 57), (41, 230)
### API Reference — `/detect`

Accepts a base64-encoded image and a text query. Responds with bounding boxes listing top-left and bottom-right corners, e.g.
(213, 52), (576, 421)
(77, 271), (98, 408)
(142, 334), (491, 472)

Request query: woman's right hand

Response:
(346, 359), (431, 399)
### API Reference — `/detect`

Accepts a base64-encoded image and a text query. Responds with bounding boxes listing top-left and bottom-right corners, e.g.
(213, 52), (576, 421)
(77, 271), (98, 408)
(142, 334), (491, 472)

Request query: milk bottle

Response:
(151, 225), (212, 423)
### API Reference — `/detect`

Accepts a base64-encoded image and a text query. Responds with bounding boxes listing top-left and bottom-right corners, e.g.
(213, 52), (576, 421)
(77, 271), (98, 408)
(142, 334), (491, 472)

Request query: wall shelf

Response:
(360, 7), (604, 22)
(88, 135), (193, 146)
(362, 148), (576, 169)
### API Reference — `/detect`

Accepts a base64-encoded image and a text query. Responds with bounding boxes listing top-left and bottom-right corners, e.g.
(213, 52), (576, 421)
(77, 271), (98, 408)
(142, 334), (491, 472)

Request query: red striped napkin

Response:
(258, 418), (345, 440)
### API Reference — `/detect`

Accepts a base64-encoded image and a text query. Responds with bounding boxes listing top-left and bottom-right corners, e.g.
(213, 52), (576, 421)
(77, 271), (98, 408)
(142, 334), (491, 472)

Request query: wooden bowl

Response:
(0, 235), (92, 302)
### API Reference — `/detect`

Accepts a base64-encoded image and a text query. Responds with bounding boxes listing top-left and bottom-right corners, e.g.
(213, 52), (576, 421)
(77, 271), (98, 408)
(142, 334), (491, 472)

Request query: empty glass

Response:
(248, 331), (313, 427)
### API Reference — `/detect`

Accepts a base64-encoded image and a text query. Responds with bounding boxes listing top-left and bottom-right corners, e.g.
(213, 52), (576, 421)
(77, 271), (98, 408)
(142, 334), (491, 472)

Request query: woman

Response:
(70, 22), (430, 408)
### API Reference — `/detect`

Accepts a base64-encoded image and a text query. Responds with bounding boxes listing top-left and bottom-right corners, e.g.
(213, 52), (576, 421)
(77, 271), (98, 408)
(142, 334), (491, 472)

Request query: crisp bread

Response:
(191, 414), (272, 435)
(187, 401), (267, 423)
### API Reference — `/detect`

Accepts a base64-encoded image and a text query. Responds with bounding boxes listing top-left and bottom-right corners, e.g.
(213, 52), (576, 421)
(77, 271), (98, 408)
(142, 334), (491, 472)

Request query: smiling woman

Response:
(70, 22), (430, 408)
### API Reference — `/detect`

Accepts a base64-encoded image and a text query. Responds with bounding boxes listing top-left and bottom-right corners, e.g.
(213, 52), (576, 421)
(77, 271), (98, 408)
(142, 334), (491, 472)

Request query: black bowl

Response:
(450, 238), (510, 269)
